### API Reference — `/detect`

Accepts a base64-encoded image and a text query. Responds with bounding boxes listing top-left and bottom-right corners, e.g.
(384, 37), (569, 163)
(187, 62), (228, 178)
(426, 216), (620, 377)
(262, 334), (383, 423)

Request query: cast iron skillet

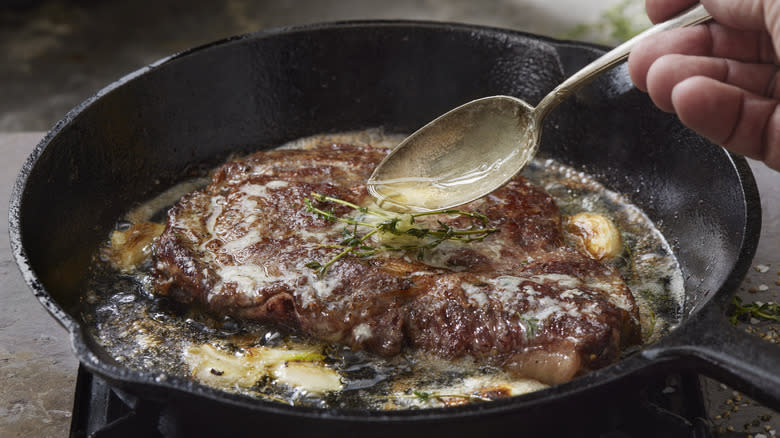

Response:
(9, 21), (779, 435)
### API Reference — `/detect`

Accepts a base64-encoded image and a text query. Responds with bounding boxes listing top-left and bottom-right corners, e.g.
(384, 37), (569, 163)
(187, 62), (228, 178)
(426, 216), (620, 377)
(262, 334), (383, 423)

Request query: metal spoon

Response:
(368, 4), (712, 212)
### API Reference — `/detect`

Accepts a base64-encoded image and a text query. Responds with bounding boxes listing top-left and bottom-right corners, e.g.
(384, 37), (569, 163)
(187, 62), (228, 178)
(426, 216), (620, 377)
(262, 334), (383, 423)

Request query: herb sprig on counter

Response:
(304, 192), (497, 275)
(728, 296), (780, 325)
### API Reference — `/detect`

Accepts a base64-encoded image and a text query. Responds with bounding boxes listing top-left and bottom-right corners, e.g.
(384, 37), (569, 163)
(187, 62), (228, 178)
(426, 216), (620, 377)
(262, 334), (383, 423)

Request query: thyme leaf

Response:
(413, 391), (431, 401)
(728, 296), (780, 325)
(409, 391), (491, 403)
(304, 192), (497, 275)
(643, 309), (657, 340)
(518, 314), (539, 339)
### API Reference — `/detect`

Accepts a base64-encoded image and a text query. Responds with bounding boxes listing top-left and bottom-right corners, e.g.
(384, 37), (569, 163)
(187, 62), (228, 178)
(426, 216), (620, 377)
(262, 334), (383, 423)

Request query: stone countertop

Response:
(0, 133), (78, 437)
(0, 132), (777, 437)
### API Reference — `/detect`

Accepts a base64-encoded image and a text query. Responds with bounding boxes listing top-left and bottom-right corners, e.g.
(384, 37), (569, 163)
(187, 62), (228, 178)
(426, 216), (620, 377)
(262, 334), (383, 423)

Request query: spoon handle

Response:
(534, 3), (712, 120)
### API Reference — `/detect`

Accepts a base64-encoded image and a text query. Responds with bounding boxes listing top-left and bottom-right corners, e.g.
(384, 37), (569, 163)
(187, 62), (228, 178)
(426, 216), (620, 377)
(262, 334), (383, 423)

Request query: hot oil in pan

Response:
(523, 158), (685, 343)
(80, 129), (684, 410)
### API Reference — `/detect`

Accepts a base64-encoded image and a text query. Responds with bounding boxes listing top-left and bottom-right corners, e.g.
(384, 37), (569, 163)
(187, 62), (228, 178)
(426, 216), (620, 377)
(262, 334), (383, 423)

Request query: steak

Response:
(151, 143), (641, 384)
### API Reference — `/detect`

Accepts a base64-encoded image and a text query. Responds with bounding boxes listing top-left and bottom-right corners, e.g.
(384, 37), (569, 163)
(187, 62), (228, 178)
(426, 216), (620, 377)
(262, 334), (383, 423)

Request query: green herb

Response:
(304, 192), (497, 275)
(621, 241), (637, 281)
(643, 310), (657, 340)
(413, 391), (431, 401)
(728, 296), (780, 325)
(518, 314), (539, 339)
(409, 391), (491, 403)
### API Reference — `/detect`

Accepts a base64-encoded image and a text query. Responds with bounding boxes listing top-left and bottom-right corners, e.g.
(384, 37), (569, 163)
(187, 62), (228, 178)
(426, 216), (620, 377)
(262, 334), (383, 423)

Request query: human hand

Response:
(627, 0), (780, 170)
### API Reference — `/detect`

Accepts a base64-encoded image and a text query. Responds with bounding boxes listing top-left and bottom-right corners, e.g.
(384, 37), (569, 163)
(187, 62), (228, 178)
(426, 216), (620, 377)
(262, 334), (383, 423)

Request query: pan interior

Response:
(78, 129), (684, 410)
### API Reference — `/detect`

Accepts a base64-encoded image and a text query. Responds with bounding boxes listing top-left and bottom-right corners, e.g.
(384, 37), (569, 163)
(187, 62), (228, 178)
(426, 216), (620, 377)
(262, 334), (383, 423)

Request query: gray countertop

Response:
(0, 132), (777, 437)
(0, 133), (79, 437)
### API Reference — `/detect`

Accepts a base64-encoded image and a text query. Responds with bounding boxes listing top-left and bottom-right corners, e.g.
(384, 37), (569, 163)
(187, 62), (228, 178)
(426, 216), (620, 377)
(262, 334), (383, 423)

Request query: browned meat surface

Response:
(151, 143), (640, 384)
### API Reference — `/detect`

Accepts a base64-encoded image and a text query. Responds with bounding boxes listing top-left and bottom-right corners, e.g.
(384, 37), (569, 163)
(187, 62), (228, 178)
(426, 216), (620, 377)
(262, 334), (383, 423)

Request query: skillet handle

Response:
(643, 305), (780, 410)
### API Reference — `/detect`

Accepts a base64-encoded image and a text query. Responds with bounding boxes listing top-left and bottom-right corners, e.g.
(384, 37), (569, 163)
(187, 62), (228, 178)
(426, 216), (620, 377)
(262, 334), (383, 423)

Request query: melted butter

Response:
(369, 149), (523, 212)
(368, 107), (537, 213)
(366, 180), (437, 212)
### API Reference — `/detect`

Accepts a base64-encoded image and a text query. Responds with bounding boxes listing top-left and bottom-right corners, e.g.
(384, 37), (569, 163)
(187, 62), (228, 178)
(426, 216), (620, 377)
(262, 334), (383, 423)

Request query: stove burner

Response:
(69, 365), (712, 438)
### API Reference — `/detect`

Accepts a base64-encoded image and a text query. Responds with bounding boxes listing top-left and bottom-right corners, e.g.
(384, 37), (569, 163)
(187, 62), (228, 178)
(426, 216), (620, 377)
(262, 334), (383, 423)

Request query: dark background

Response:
(0, 0), (594, 131)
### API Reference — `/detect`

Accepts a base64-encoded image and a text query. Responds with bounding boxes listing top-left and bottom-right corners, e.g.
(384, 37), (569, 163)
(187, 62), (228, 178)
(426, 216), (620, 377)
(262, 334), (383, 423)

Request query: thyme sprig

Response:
(728, 296), (780, 325)
(303, 192), (497, 275)
(411, 390), (493, 403)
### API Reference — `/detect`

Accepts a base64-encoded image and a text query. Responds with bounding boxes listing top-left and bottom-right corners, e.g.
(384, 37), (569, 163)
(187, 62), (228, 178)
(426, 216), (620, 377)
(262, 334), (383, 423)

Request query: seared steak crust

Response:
(152, 143), (640, 384)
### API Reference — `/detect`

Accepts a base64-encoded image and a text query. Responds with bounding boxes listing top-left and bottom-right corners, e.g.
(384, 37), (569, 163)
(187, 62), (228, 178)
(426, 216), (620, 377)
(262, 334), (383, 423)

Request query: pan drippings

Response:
(80, 129), (684, 410)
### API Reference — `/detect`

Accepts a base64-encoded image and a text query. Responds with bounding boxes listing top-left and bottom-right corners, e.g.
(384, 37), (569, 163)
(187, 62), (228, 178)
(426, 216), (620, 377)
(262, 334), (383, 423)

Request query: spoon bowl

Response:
(368, 4), (712, 212)
(368, 96), (538, 211)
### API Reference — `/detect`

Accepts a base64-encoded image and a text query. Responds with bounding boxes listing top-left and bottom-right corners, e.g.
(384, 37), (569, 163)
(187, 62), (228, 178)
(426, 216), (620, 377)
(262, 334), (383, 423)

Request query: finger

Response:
(645, 0), (698, 23)
(647, 0), (773, 31)
(628, 24), (775, 91)
(671, 76), (780, 169)
(630, 26), (710, 91)
(700, 0), (772, 31)
(645, 54), (780, 112)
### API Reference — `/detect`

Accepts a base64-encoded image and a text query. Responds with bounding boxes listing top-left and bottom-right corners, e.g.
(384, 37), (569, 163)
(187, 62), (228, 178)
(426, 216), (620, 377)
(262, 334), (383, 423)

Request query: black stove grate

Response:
(69, 365), (712, 438)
